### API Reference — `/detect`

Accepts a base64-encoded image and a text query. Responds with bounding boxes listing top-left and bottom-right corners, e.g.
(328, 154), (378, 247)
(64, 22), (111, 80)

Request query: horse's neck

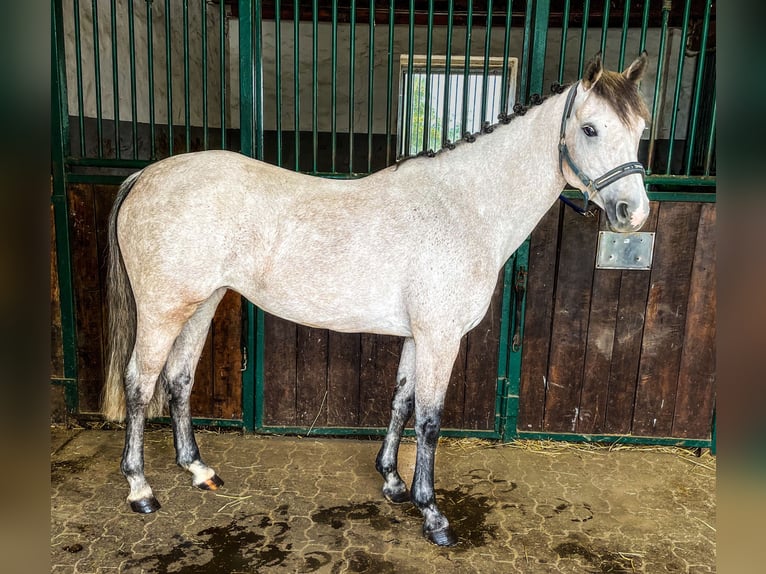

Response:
(440, 91), (569, 266)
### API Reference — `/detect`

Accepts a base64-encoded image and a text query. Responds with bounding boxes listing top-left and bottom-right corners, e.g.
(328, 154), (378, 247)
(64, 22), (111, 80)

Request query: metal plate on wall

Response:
(596, 231), (655, 270)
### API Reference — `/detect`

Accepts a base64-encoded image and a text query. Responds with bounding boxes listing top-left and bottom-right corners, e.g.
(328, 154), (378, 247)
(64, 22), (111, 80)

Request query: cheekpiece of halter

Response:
(558, 82), (646, 216)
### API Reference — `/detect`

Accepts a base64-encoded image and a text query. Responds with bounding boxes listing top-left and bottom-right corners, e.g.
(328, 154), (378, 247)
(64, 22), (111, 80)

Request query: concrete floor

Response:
(51, 427), (716, 573)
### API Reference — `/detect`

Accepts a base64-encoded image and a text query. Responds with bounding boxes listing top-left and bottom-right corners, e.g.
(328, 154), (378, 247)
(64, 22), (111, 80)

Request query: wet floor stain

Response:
(554, 540), (640, 573)
(331, 550), (398, 574)
(51, 458), (89, 485)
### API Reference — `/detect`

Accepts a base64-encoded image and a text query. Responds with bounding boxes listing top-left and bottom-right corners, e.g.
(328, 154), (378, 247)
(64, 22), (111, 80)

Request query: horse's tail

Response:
(102, 170), (167, 422)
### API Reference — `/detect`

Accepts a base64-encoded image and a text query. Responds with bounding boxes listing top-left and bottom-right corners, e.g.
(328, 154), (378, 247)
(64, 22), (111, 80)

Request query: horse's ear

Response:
(581, 52), (603, 91)
(623, 51), (649, 84)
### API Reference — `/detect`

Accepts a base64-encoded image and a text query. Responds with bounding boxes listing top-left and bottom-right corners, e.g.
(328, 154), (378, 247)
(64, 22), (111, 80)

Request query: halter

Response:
(558, 82), (646, 215)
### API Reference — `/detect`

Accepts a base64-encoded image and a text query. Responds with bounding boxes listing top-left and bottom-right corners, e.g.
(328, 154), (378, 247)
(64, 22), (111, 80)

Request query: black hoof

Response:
(130, 497), (161, 514)
(196, 474), (224, 491)
(383, 487), (410, 504)
(425, 526), (458, 547)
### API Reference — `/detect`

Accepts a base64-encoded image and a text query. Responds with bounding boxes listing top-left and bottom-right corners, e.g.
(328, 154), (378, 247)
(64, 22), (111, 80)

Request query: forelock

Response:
(592, 70), (651, 126)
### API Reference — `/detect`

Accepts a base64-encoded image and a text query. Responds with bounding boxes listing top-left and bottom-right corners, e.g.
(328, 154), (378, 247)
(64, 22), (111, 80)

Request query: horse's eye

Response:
(582, 125), (598, 137)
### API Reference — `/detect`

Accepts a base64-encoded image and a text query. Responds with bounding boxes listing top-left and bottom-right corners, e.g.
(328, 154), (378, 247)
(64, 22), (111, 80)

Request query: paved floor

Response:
(51, 427), (716, 573)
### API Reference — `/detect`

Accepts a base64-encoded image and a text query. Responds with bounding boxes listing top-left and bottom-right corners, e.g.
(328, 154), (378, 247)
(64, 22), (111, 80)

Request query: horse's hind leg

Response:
(163, 288), (227, 491)
(375, 337), (415, 503)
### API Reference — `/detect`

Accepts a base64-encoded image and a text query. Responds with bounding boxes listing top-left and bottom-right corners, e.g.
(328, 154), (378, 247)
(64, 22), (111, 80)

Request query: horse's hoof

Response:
(130, 497), (161, 514)
(383, 488), (409, 504)
(425, 525), (458, 547)
(196, 474), (224, 491)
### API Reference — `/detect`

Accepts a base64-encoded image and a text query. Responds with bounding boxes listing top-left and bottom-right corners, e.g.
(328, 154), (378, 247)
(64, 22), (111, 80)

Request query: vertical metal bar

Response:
(577, 0), (591, 78)
(91, 0), (104, 157)
(480, 0), (494, 125)
(312, 0), (318, 172)
(461, 0), (474, 135)
(331, 0), (338, 172)
(275, 0), (283, 166)
(529, 0), (550, 97)
(704, 96), (716, 176)
(385, 0), (395, 164)
(618, 0), (631, 70)
(165, 0), (174, 155)
(646, 2), (671, 173)
(666, 0), (692, 174)
(366, 0), (375, 172)
(599, 0), (610, 60)
(183, 0), (191, 151)
(201, 0), (209, 149)
(441, 0), (454, 146)
(639, 0), (651, 54)
(254, 0), (264, 158)
(404, 0), (415, 154)
(110, 0), (121, 158)
(349, 0), (357, 172)
(146, 0), (156, 159)
(557, 0), (570, 84)
(73, 0), (86, 156)
(128, 0), (138, 158)
(518, 0), (532, 101)
(684, 0), (712, 174)
(422, 0), (434, 151)
(294, 0), (301, 171)
(220, 0), (227, 149)
(238, 0), (254, 156)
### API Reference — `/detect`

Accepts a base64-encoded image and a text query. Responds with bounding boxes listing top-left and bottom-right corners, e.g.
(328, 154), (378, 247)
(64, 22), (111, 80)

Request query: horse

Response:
(102, 53), (651, 546)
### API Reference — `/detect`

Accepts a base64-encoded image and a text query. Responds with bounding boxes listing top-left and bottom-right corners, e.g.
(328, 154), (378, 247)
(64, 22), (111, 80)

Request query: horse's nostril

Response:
(616, 201), (631, 223)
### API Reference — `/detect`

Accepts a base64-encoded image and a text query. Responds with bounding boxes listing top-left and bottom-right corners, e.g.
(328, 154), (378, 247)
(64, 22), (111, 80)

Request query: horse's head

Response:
(559, 53), (651, 232)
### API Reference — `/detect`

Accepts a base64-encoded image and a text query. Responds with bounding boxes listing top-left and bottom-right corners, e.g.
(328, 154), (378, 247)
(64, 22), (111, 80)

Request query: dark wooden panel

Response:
(51, 203), (65, 378)
(190, 322), (215, 415)
(462, 272), (504, 430)
(443, 337), (467, 429)
(359, 334), (401, 427)
(68, 184), (104, 412)
(602, 203), (659, 434)
(518, 203), (561, 432)
(672, 204), (716, 438)
(633, 203), (702, 436)
(296, 326), (329, 426)
(543, 206), (600, 432)
(210, 290), (243, 419)
(263, 314), (297, 425)
(327, 332), (361, 426)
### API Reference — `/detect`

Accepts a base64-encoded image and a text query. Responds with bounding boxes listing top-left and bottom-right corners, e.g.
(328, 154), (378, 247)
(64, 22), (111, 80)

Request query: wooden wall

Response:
(519, 200), (716, 439)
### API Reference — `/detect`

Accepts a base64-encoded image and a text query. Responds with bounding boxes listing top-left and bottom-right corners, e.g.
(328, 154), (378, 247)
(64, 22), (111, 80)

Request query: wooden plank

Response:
(672, 204), (716, 438)
(543, 206), (600, 432)
(190, 324), (215, 416)
(359, 334), (401, 427)
(211, 290), (243, 420)
(295, 326), (329, 427)
(263, 314), (297, 425)
(632, 202), (701, 436)
(462, 272), (504, 430)
(68, 184), (104, 412)
(326, 332), (361, 426)
(518, 203), (561, 432)
(443, 337), (467, 429)
(51, 202), (65, 378)
(601, 205), (659, 434)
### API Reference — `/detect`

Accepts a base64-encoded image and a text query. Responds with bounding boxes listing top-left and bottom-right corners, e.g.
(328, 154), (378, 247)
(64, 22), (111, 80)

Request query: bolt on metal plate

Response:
(595, 231), (655, 270)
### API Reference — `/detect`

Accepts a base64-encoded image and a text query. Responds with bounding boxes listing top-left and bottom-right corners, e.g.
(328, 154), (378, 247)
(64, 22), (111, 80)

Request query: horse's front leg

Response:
(410, 336), (460, 546)
(376, 337), (416, 503)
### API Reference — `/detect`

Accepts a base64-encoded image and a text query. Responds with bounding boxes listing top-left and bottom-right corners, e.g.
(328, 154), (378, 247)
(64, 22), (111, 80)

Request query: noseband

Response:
(558, 82), (646, 215)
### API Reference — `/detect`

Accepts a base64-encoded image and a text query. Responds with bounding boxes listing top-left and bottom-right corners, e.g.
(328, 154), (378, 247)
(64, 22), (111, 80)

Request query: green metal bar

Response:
(460, 0), (473, 134)
(480, 0), (493, 126)
(349, 0), (357, 172)
(404, 0), (415, 155)
(683, 0), (712, 175)
(51, 379), (80, 414)
(110, 0), (121, 158)
(66, 157), (153, 169)
(422, 0), (434, 152)
(257, 426), (501, 440)
(704, 96), (716, 176)
(516, 431), (712, 449)
(254, 0), (264, 159)
(639, 0), (650, 54)
(165, 0), (174, 155)
(617, 0), (630, 70)
(710, 410), (716, 455)
(666, 0), (692, 174)
(577, 0), (591, 78)
(294, 0), (301, 171)
(646, 2), (670, 173)
(91, 0), (104, 157)
(385, 0), (394, 164)
(146, 0), (156, 159)
(366, 0), (375, 172)
(312, 0), (318, 171)
(183, 0), (191, 151)
(560, 187), (716, 201)
(495, 255), (516, 437)
(253, 306), (264, 430)
(528, 0), (550, 97)
(220, 0), (227, 149)
(128, 0), (139, 159)
(557, 0), (570, 84)
(275, 0), (283, 166)
(331, 0), (338, 171)
(518, 0), (532, 101)
(441, 0), (454, 146)
(238, 0), (254, 155)
(503, 238), (529, 441)
(201, 0), (208, 149)
(599, 0), (610, 59)
(73, 0), (86, 156)
(151, 416), (245, 428)
(500, 0), (513, 112)
(52, 0), (78, 389)
(66, 173), (140, 185)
